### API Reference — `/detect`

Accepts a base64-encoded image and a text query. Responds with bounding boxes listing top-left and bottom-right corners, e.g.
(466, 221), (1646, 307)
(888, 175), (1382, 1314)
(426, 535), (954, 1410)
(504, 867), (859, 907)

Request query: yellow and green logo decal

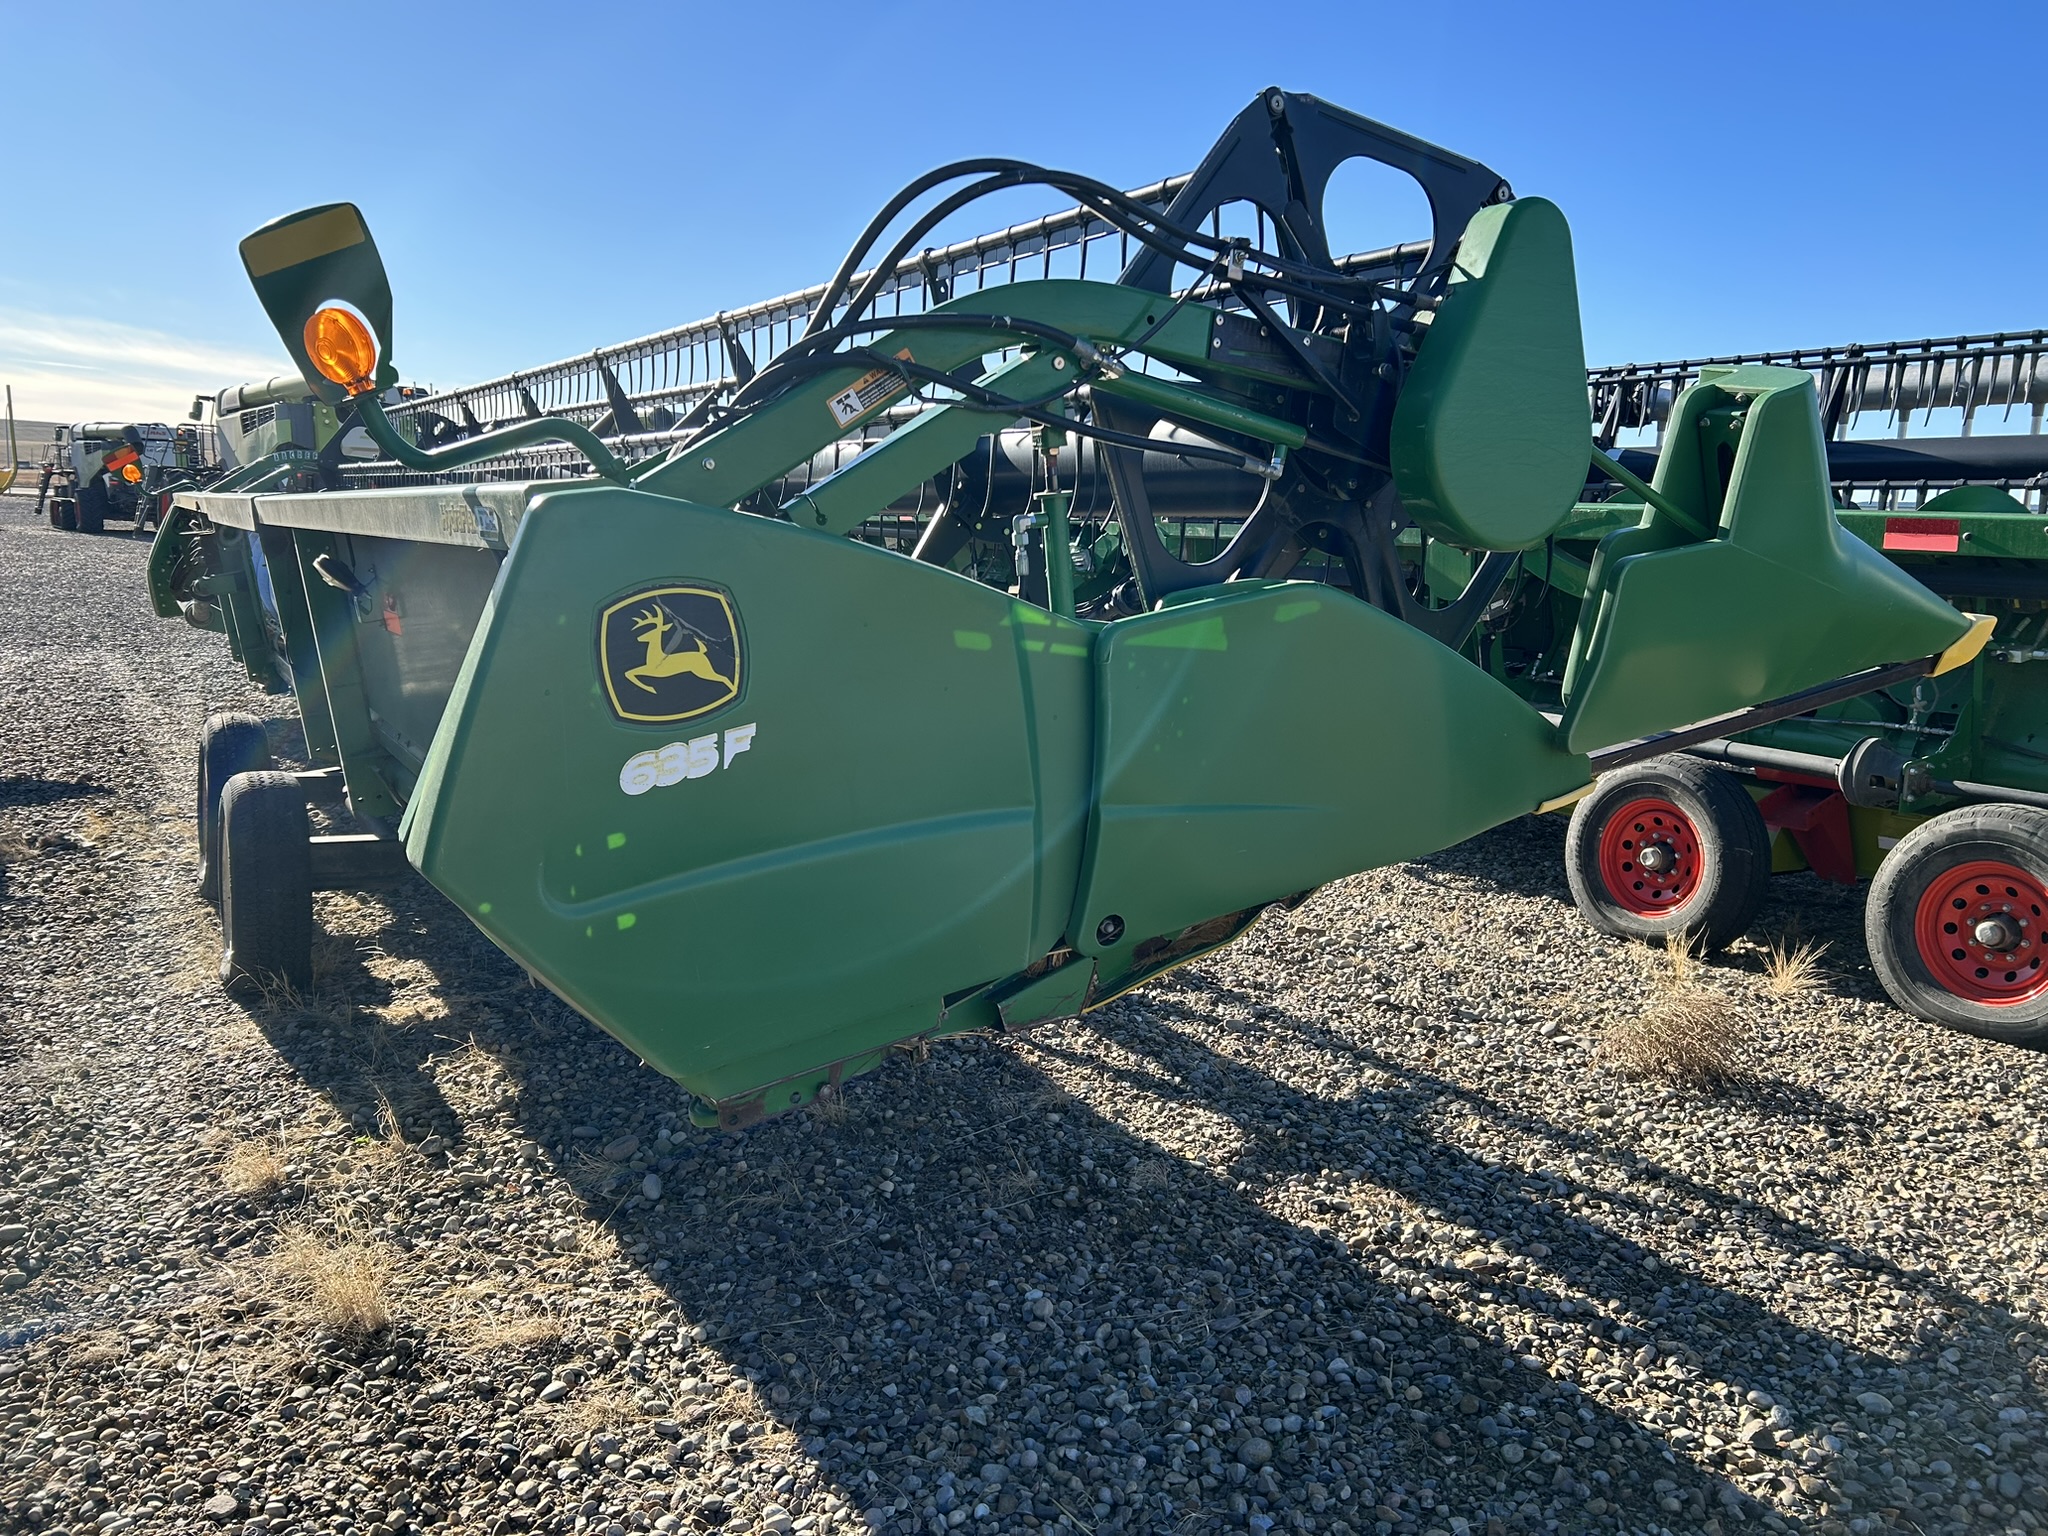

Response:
(597, 584), (743, 724)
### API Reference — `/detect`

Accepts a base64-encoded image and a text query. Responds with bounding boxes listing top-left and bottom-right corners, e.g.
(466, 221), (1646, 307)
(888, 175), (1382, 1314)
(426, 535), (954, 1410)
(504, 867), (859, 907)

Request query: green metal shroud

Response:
(157, 90), (1980, 1125)
(1558, 366), (1969, 754)
(402, 501), (1592, 1119)
(402, 487), (1096, 1112)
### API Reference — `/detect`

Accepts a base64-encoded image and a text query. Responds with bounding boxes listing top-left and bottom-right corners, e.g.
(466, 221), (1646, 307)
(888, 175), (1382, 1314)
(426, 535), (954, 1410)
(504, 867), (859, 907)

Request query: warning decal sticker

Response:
(826, 349), (914, 429)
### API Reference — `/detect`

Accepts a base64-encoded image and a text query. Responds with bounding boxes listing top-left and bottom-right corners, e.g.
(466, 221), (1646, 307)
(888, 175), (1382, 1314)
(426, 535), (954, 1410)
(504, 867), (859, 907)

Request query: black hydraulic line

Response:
(804, 157), (1406, 349)
(757, 346), (1266, 475)
(742, 347), (1091, 422)
(1408, 550), (1518, 650)
(826, 172), (1034, 345)
(1685, 739), (1843, 779)
(1027, 410), (1266, 472)
(835, 315), (1370, 470)
(1934, 775), (2048, 811)
(1589, 656), (1940, 775)
(1687, 738), (2048, 814)
(801, 158), (1412, 368)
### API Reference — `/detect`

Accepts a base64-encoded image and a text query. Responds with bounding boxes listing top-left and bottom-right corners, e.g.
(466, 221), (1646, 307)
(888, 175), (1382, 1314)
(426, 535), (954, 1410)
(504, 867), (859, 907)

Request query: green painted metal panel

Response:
(333, 533), (503, 774)
(254, 524), (342, 767)
(633, 280), (1213, 510)
(1070, 583), (1589, 961)
(402, 485), (1093, 1106)
(1558, 367), (1970, 755)
(996, 960), (1096, 1029)
(290, 530), (405, 818)
(781, 350), (1069, 535)
(1389, 197), (1589, 551)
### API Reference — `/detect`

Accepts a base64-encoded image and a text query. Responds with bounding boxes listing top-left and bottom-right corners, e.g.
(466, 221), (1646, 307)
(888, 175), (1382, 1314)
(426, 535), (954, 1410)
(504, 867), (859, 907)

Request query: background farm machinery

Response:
(33, 420), (205, 533)
(150, 90), (1995, 1127)
(23, 378), (394, 535)
(1502, 333), (2048, 1043)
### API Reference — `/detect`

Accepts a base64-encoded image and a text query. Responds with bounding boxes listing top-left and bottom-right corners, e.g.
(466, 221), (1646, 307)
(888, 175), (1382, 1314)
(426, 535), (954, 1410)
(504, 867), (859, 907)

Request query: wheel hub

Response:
(1913, 860), (2048, 1005)
(1974, 916), (2021, 950)
(1594, 797), (1703, 917)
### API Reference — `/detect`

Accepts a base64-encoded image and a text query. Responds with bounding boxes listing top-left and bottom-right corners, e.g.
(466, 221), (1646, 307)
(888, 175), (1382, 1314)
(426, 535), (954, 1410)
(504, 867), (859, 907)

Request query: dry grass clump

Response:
(1599, 933), (1750, 1088)
(249, 971), (356, 1032)
(0, 828), (36, 865)
(66, 1329), (133, 1367)
(1128, 1157), (1171, 1191)
(1601, 992), (1749, 1088)
(481, 1315), (567, 1350)
(275, 1225), (396, 1339)
(221, 1138), (288, 1197)
(551, 1383), (638, 1438)
(810, 1082), (850, 1126)
(1658, 929), (1702, 988)
(1763, 936), (1830, 998)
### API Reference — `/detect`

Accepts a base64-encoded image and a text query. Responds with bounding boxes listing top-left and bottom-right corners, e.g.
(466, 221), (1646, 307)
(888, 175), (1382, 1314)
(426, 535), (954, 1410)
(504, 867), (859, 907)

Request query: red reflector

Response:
(1882, 516), (1960, 553)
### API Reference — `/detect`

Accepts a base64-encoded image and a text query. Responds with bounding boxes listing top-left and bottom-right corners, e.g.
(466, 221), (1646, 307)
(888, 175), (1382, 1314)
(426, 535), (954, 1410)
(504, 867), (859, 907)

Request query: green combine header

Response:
(151, 91), (1989, 1126)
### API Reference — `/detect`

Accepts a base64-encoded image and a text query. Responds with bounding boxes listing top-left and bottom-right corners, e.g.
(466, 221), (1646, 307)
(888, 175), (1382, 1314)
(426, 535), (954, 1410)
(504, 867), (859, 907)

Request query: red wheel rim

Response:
(1595, 797), (1703, 917)
(1912, 859), (2048, 1005)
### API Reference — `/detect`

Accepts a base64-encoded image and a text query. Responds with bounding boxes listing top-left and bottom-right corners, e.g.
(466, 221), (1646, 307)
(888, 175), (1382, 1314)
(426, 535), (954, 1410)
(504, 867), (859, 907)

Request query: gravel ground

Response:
(2, 496), (2045, 1536)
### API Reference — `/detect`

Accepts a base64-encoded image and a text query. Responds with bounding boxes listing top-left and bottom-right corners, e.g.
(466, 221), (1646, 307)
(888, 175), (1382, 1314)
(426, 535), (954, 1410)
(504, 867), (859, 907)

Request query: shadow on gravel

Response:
(496, 1032), (1750, 1533)
(0, 773), (112, 808)
(222, 895), (1787, 1533)
(206, 821), (2043, 1536)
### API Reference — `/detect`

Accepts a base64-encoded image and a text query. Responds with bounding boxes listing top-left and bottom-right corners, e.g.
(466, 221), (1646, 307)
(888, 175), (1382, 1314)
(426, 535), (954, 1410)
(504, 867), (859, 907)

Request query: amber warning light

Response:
(304, 302), (380, 395)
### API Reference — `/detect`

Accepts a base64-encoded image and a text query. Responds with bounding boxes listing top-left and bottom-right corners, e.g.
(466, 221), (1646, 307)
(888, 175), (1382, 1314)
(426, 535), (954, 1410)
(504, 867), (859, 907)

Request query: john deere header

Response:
(151, 90), (1984, 1128)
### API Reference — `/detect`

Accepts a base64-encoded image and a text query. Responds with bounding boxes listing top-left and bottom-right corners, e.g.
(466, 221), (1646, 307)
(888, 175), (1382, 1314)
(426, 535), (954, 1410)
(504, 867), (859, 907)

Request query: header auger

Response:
(152, 90), (1986, 1128)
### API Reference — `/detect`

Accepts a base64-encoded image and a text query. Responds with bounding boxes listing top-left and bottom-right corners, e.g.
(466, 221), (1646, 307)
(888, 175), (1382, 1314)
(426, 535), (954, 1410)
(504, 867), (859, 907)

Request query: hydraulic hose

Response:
(800, 157), (1412, 351)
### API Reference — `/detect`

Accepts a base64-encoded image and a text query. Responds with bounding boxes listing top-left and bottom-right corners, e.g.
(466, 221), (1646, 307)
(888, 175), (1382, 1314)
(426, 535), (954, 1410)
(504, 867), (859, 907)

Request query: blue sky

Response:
(3, 1), (2040, 424)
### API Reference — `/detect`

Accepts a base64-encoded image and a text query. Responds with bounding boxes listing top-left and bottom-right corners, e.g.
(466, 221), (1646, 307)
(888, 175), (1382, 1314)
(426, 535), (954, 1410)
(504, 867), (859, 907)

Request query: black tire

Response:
(1565, 754), (1771, 952)
(50, 498), (76, 531)
(218, 771), (312, 993)
(1866, 803), (2048, 1046)
(197, 712), (272, 905)
(76, 481), (107, 535)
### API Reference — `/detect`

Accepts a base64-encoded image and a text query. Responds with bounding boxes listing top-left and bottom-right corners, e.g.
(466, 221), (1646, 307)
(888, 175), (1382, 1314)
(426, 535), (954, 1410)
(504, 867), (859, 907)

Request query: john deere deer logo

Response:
(625, 605), (732, 693)
(598, 584), (743, 724)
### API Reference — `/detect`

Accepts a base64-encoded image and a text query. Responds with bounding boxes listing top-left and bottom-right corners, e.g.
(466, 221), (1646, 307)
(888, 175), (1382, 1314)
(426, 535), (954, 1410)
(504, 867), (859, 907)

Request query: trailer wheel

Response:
(197, 712), (273, 905)
(1565, 755), (1771, 952)
(217, 771), (312, 993)
(50, 498), (76, 531)
(1866, 803), (2048, 1046)
(76, 481), (107, 535)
